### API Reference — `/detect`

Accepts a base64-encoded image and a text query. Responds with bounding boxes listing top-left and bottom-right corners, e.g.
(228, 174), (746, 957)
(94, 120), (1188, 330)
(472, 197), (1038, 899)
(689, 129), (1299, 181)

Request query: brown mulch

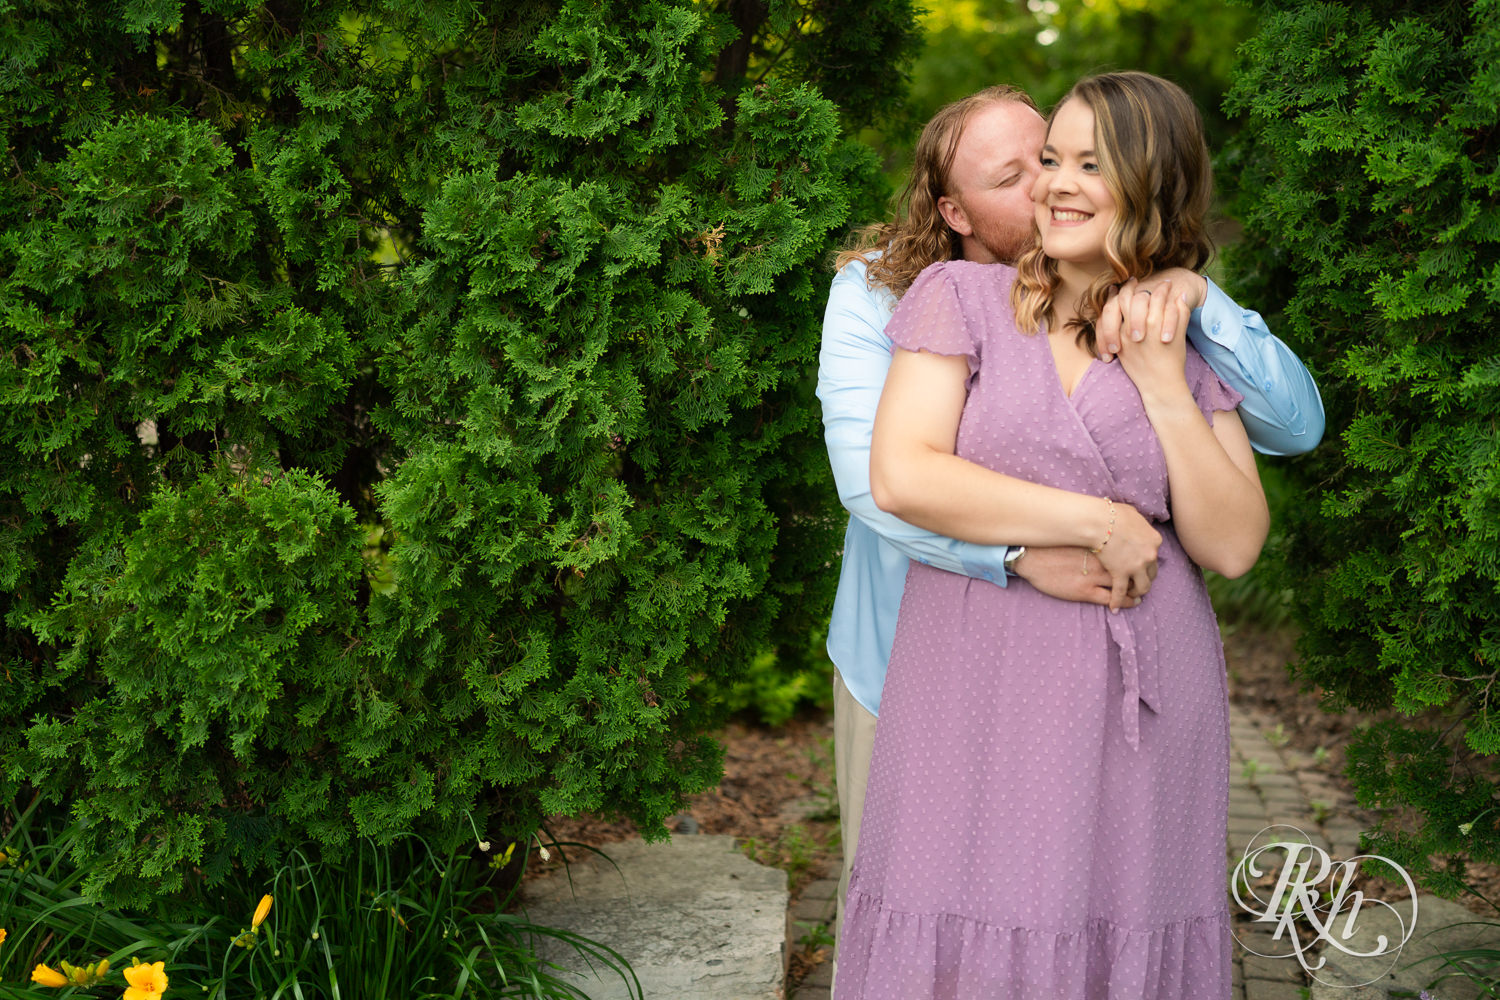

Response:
(540, 714), (843, 891)
(1222, 624), (1392, 777)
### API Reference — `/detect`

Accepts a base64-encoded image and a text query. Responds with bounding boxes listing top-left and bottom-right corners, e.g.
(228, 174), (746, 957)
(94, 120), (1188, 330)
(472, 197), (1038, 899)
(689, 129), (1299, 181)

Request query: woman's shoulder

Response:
(1182, 340), (1213, 378)
(908, 259), (1021, 304)
(917, 258), (1020, 284)
(1182, 341), (1246, 414)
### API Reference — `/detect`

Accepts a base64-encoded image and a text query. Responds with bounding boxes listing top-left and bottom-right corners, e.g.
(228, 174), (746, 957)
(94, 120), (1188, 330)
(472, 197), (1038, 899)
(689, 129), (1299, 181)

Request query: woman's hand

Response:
(1089, 499), (1162, 610)
(1095, 271), (1208, 361)
(1111, 281), (1192, 408)
(1102, 282), (1270, 581)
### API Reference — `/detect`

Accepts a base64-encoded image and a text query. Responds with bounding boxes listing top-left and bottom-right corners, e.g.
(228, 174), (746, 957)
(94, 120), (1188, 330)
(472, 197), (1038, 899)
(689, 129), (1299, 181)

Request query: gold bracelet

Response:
(1083, 499), (1116, 574)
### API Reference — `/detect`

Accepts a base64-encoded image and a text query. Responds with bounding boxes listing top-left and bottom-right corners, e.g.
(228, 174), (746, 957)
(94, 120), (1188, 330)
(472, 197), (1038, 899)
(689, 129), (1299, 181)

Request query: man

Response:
(817, 85), (1325, 961)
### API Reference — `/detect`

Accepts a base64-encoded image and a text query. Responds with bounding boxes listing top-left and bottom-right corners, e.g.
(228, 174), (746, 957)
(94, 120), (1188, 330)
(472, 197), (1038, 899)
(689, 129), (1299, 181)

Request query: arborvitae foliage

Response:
(0, 0), (917, 906)
(1225, 0), (1500, 897)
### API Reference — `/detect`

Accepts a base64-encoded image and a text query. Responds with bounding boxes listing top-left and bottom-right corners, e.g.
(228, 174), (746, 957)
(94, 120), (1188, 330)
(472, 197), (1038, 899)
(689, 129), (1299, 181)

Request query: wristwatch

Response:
(1003, 546), (1027, 575)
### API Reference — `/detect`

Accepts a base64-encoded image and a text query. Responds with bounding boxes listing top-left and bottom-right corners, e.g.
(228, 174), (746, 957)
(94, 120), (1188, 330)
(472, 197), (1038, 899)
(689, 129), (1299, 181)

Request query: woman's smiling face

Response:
(1032, 98), (1117, 275)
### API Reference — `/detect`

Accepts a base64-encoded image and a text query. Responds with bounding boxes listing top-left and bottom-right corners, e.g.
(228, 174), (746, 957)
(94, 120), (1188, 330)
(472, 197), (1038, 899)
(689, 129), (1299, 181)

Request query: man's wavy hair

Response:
(836, 85), (1038, 298)
(1012, 72), (1214, 354)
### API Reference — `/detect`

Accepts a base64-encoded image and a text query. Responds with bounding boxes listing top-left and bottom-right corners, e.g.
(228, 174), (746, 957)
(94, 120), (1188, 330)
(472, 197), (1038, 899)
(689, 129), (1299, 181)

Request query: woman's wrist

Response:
(1090, 499), (1115, 554)
(1073, 494), (1117, 550)
(1135, 375), (1197, 416)
(1086, 498), (1116, 573)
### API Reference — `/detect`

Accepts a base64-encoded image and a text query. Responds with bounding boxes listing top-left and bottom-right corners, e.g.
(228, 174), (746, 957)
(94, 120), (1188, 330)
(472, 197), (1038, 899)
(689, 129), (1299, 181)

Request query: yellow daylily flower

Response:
(123, 958), (168, 1000)
(31, 964), (68, 988)
(0, 926), (7, 946)
(251, 894), (273, 930)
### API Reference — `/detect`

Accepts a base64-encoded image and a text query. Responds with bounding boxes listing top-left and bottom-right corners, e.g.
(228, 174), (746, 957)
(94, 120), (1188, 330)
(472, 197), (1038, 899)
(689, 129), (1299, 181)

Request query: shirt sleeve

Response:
(884, 263), (981, 378)
(817, 259), (1013, 585)
(1185, 276), (1326, 457)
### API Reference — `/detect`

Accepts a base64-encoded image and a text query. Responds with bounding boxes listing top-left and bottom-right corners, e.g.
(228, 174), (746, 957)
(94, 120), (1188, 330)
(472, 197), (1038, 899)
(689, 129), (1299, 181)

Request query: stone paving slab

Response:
(522, 835), (787, 1000)
(1308, 892), (1498, 1000)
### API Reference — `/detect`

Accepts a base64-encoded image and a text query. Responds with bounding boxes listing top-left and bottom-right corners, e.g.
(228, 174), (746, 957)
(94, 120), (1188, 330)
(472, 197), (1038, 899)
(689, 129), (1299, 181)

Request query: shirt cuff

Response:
(1190, 276), (1243, 355)
(960, 550), (1013, 587)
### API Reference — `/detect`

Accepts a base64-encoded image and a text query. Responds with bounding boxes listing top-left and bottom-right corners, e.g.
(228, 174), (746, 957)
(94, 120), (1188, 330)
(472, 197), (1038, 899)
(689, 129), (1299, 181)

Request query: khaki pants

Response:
(832, 668), (877, 967)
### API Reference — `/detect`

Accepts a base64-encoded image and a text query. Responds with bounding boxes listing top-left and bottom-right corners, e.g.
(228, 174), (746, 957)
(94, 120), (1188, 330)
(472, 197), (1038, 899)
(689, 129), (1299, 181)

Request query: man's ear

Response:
(936, 194), (973, 237)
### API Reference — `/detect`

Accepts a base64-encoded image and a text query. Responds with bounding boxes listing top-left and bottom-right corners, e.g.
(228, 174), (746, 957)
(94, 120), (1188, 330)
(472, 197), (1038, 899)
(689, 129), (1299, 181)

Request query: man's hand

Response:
(1095, 269), (1210, 362)
(1012, 545), (1143, 608)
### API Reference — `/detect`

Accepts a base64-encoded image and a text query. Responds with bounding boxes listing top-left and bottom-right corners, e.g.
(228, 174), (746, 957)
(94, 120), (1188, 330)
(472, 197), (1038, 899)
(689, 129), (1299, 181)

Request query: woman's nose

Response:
(1048, 166), (1079, 195)
(1035, 171), (1070, 203)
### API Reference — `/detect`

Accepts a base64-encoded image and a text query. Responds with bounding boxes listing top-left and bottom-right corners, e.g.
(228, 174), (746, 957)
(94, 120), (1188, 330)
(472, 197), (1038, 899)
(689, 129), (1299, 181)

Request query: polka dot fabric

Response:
(835, 261), (1244, 1000)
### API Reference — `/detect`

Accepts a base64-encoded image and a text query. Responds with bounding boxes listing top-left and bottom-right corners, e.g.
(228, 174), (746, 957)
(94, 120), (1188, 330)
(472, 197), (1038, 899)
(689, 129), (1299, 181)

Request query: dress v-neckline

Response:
(1043, 324), (1099, 401)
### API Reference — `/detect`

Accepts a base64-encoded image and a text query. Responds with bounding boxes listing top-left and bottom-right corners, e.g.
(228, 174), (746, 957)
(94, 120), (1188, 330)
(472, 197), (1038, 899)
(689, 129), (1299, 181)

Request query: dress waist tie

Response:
(1105, 606), (1162, 750)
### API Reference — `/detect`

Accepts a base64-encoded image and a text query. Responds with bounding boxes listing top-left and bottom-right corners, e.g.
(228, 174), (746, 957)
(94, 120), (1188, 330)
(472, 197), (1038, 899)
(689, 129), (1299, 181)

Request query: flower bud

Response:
(31, 964), (69, 988)
(252, 894), (273, 930)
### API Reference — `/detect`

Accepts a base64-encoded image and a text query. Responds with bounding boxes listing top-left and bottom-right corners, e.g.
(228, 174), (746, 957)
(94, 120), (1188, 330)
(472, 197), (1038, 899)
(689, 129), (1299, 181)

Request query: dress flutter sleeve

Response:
(884, 263), (980, 379)
(1184, 344), (1244, 426)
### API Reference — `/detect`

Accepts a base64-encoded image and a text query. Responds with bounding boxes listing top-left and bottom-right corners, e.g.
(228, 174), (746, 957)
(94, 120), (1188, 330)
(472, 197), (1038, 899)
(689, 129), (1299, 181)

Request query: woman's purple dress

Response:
(834, 261), (1243, 1000)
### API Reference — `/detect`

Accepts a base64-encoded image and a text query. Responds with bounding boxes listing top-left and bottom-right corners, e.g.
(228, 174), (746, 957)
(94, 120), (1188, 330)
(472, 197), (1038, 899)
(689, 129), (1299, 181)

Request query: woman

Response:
(833, 73), (1268, 999)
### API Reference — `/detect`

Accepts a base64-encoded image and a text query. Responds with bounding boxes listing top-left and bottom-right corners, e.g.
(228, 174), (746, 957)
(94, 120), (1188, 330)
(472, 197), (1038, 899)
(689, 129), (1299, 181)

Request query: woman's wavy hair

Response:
(1011, 72), (1214, 354)
(836, 85), (1038, 298)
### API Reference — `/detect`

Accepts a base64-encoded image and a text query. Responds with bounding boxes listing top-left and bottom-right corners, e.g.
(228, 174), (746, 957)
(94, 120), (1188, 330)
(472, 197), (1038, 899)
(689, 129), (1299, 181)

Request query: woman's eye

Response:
(1039, 156), (1057, 168)
(1082, 161), (1100, 173)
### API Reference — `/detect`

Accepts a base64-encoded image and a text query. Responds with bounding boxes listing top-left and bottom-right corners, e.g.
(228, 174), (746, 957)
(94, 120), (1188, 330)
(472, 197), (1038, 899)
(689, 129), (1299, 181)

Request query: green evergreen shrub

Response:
(0, 0), (917, 907)
(1225, 0), (1500, 897)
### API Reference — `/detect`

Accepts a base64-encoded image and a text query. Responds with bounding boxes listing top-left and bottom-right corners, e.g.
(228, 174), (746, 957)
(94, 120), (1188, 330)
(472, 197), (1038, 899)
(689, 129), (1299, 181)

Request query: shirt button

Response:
(1263, 380), (1274, 390)
(1212, 322), (1222, 334)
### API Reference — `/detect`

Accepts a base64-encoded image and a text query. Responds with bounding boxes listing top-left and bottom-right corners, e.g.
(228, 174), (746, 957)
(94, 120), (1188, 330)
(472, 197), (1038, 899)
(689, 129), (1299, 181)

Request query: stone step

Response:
(1307, 892), (1496, 1000)
(521, 835), (788, 1000)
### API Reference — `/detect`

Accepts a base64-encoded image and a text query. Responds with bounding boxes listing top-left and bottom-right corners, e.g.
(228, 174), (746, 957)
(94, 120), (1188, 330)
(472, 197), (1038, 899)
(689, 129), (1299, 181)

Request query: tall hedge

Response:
(1225, 0), (1500, 895)
(0, 0), (917, 906)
